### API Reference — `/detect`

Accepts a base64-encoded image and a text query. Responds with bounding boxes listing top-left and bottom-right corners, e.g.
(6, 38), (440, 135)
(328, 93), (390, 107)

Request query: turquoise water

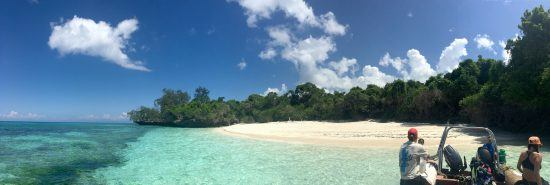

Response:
(0, 121), (548, 184)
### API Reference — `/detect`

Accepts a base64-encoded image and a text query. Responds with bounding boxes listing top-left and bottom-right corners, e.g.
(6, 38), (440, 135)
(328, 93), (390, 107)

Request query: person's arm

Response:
(534, 153), (542, 185)
(493, 145), (498, 162)
(517, 152), (525, 173)
(399, 149), (403, 167)
(418, 145), (428, 160)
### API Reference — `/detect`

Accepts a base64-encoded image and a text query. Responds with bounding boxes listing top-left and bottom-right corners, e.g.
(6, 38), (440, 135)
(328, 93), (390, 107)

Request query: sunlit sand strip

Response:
(217, 121), (487, 151)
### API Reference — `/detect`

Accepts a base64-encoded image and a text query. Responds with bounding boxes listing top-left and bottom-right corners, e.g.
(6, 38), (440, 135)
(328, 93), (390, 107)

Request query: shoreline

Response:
(216, 120), (494, 151)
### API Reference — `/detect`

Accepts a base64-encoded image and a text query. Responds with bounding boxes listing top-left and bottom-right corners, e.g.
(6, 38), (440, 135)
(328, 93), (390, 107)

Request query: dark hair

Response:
(528, 144), (540, 152)
(418, 138), (425, 145)
(408, 134), (416, 141)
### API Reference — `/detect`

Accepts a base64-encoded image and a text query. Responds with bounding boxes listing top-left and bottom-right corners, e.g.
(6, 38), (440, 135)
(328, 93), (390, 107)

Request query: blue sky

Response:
(1, 0), (548, 122)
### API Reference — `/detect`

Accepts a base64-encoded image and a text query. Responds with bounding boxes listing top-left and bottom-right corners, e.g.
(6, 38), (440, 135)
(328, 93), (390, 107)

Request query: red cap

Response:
(408, 128), (418, 138)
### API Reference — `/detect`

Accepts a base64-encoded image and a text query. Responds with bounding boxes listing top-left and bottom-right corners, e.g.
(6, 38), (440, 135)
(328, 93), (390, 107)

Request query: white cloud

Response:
(83, 112), (129, 121)
(238, 60), (247, 70)
(437, 38), (468, 73)
(5, 111), (18, 118)
(379, 49), (436, 82)
(498, 40), (511, 64)
(329, 57), (357, 76)
(0, 111), (42, 120)
(48, 16), (150, 71)
(474, 34), (496, 54)
(356, 65), (396, 87)
(266, 26), (293, 46)
(407, 12), (413, 18)
(379, 53), (405, 71)
(232, 0), (346, 35)
(498, 34), (518, 65)
(281, 36), (335, 66)
(319, 12), (347, 36)
(280, 36), (353, 91)
(232, 0), (317, 27)
(405, 49), (436, 82)
(498, 40), (506, 49)
(263, 84), (288, 95)
(120, 112), (128, 119)
(231, 0), (402, 91)
(259, 48), (277, 59)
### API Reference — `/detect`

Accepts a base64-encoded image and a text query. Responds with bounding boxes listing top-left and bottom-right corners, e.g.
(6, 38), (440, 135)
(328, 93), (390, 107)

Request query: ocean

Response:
(0, 121), (547, 184)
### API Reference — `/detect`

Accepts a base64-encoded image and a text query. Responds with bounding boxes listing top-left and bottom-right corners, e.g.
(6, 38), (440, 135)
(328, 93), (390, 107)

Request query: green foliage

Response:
(128, 6), (550, 133)
(503, 5), (550, 108)
(194, 86), (210, 103)
(128, 106), (162, 124)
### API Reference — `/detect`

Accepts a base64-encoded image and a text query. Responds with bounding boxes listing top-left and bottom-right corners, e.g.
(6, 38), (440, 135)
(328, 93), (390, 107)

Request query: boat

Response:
(433, 126), (523, 185)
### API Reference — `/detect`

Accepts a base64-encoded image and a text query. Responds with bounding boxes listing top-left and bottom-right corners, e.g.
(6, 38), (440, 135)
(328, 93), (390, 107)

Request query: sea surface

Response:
(0, 121), (548, 185)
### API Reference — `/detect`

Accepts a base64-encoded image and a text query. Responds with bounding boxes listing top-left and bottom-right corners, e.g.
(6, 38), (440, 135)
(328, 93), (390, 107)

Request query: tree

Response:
(194, 87), (210, 103)
(503, 6), (550, 108)
(155, 89), (190, 112)
(128, 106), (162, 124)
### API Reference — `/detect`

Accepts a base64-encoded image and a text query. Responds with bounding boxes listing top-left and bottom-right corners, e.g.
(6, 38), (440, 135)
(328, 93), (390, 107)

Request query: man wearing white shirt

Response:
(399, 128), (430, 185)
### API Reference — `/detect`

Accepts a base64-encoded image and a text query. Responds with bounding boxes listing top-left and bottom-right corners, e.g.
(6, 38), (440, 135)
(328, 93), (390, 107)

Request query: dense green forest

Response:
(129, 6), (550, 133)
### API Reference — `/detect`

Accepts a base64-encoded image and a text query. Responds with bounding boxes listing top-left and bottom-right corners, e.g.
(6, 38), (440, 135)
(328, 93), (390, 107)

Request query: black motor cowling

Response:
(443, 145), (463, 174)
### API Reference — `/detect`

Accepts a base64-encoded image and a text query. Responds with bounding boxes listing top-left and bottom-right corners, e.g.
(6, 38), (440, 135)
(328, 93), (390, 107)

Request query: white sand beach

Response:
(217, 120), (492, 151)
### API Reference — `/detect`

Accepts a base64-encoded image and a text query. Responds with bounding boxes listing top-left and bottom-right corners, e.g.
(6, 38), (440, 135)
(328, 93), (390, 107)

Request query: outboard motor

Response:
(443, 145), (465, 174)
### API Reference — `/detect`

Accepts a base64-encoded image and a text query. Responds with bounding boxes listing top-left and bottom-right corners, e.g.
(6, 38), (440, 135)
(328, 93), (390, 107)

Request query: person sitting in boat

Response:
(479, 136), (498, 172)
(482, 136), (497, 162)
(517, 136), (546, 185)
(418, 138), (425, 145)
(399, 128), (430, 185)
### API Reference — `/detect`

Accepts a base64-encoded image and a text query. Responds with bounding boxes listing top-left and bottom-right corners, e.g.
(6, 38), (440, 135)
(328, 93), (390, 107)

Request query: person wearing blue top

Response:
(482, 136), (497, 162)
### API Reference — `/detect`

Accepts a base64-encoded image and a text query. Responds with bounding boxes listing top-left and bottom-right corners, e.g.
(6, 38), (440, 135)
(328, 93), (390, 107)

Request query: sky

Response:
(1, 0), (549, 122)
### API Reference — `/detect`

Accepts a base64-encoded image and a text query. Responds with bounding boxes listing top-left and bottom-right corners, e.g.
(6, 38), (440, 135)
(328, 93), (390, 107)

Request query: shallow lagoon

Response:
(0, 121), (548, 184)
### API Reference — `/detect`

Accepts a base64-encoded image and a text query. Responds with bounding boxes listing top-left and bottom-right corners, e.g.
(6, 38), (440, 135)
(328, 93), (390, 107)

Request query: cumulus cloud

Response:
(474, 34), (496, 54)
(404, 49), (436, 81)
(281, 36), (335, 66)
(231, 0), (400, 91)
(498, 40), (511, 64)
(356, 65), (396, 87)
(279, 36), (354, 91)
(498, 34), (518, 65)
(238, 60), (247, 70)
(437, 38), (468, 73)
(5, 111), (19, 118)
(263, 84), (288, 95)
(232, 0), (317, 27)
(379, 53), (405, 71)
(231, 0), (479, 92)
(232, 0), (346, 35)
(0, 111), (42, 120)
(277, 36), (394, 91)
(329, 57), (357, 76)
(266, 26), (293, 46)
(380, 49), (436, 82)
(259, 48), (277, 59)
(83, 112), (129, 121)
(235, 0), (486, 92)
(319, 12), (347, 35)
(48, 16), (150, 71)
